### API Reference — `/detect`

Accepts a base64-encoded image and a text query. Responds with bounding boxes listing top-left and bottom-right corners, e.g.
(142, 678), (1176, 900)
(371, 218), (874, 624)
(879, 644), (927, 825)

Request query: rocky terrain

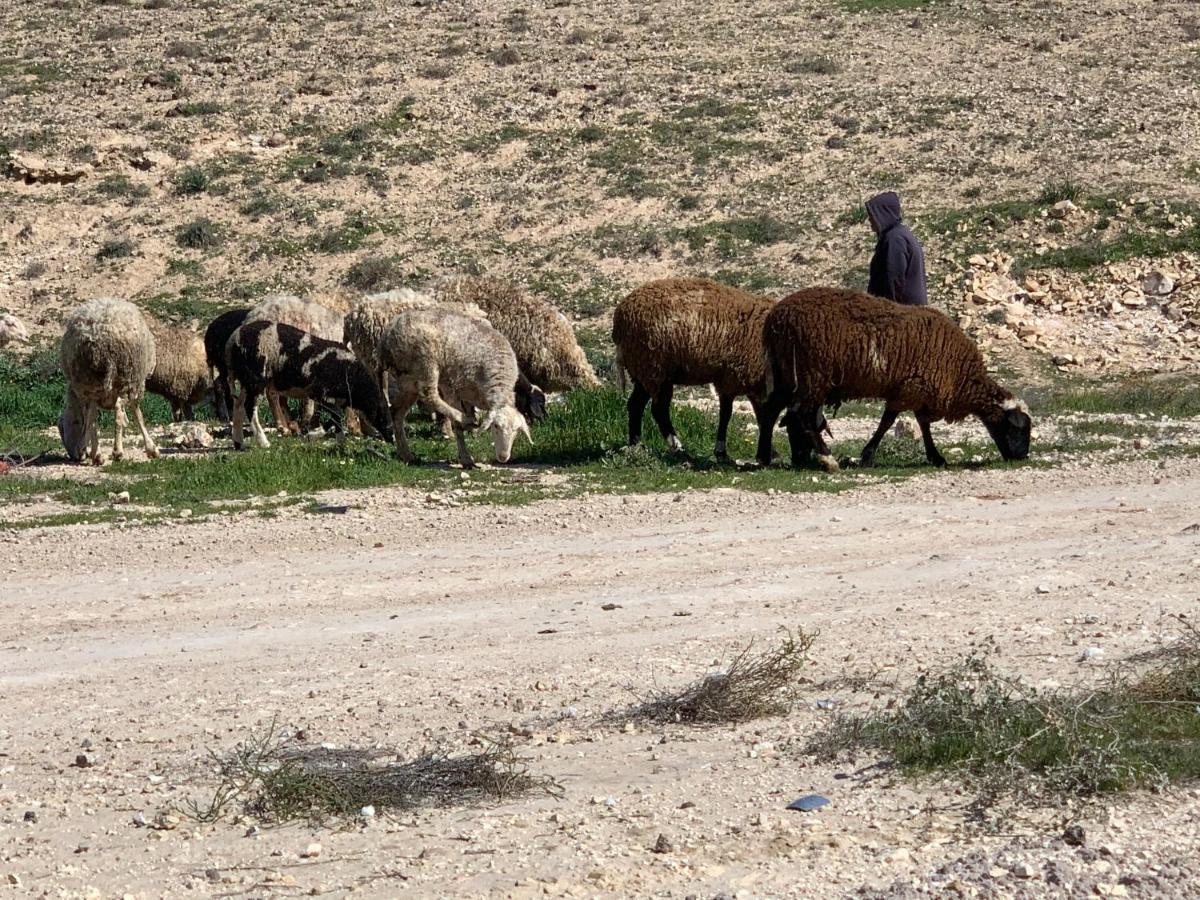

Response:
(1, 0), (1199, 379)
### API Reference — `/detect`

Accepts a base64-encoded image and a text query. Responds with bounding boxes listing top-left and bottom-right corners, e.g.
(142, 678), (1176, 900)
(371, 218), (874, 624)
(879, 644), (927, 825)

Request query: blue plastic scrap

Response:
(787, 794), (830, 812)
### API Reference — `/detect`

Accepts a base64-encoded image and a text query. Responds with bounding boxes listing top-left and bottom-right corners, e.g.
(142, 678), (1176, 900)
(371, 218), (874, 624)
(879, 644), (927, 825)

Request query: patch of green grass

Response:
(785, 54), (841, 76)
(165, 257), (203, 278)
(1028, 374), (1200, 419)
(239, 190), (284, 219)
(806, 641), (1200, 805)
(311, 211), (375, 254)
(674, 215), (796, 260)
(343, 254), (409, 291)
(172, 100), (222, 117)
(94, 173), (150, 201)
(172, 165), (210, 195)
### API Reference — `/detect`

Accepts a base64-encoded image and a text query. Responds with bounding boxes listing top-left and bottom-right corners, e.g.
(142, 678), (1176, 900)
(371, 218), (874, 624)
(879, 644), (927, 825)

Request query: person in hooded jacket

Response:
(865, 191), (927, 306)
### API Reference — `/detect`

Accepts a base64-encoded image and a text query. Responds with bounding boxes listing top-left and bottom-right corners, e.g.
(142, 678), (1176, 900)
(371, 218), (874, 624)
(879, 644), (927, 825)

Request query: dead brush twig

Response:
(179, 721), (562, 825)
(612, 630), (815, 725)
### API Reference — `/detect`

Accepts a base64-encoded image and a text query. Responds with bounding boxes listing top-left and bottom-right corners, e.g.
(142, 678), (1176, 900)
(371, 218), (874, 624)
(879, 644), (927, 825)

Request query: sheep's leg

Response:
(301, 399), (319, 433)
(627, 382), (650, 446)
(754, 392), (789, 466)
(714, 393), (734, 461)
(859, 408), (900, 468)
(214, 366), (233, 423)
(249, 393), (271, 449)
(650, 384), (681, 452)
(916, 412), (946, 467)
(113, 398), (126, 461)
(131, 400), (159, 459)
(784, 406), (816, 468)
(391, 388), (418, 463)
(232, 389), (247, 450)
(85, 402), (102, 465)
(452, 421), (476, 470)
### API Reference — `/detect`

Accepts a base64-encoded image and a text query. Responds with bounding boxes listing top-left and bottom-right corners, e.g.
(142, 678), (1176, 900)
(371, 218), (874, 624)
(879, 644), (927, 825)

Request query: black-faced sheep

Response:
(58, 298), (159, 464)
(203, 308), (250, 423)
(225, 321), (392, 450)
(144, 315), (210, 421)
(434, 275), (599, 393)
(0, 313), (30, 347)
(378, 308), (532, 469)
(612, 277), (775, 461)
(758, 287), (1032, 472)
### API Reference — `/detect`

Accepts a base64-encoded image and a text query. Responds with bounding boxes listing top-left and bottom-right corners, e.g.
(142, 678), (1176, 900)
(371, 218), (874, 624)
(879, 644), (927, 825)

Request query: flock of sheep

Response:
(19, 273), (1033, 472)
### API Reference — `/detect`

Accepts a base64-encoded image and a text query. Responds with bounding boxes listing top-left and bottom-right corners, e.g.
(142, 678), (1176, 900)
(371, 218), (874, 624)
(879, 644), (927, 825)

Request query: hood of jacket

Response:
(866, 192), (903, 235)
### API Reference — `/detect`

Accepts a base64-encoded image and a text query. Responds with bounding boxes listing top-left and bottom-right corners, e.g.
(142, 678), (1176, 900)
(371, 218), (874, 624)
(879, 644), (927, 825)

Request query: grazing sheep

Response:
(58, 298), (159, 464)
(345, 288), (545, 423)
(0, 313), (30, 347)
(225, 320), (392, 450)
(203, 307), (250, 423)
(247, 294), (345, 431)
(434, 275), (599, 393)
(758, 287), (1032, 471)
(378, 308), (532, 469)
(612, 277), (775, 461)
(144, 315), (210, 421)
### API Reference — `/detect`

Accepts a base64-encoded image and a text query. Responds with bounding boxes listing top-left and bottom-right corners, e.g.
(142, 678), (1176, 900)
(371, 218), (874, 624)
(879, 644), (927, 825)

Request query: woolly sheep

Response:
(0, 313), (30, 347)
(247, 294), (345, 431)
(434, 275), (599, 393)
(378, 308), (532, 469)
(758, 287), (1032, 472)
(58, 298), (159, 464)
(612, 277), (775, 460)
(203, 308), (250, 423)
(225, 320), (392, 450)
(144, 315), (210, 421)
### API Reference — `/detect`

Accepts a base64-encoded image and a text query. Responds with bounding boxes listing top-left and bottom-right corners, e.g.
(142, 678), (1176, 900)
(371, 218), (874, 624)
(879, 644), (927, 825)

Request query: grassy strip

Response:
(806, 632), (1200, 804)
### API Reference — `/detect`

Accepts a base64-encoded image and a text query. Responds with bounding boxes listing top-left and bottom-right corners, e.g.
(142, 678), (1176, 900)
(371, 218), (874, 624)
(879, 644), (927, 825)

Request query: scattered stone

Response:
(1142, 271), (1175, 296)
(74, 752), (97, 768)
(1012, 862), (1038, 879)
(651, 833), (672, 854)
(108, 491), (131, 505)
(22, 810), (37, 823)
(171, 422), (213, 450)
(1132, 437), (1152, 450)
(301, 842), (323, 859)
(600, 603), (621, 611)
(7, 874), (21, 887)
(360, 805), (375, 819)
(205, 868), (221, 883)
(1049, 199), (1078, 219)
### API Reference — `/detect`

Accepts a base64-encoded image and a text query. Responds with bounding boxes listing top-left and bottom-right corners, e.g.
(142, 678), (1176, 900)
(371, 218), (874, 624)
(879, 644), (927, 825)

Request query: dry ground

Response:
(2, 456), (1199, 898)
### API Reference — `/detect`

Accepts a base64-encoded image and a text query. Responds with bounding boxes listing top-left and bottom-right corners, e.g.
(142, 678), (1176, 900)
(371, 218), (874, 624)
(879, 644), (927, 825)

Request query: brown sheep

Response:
(144, 315), (210, 421)
(434, 275), (599, 393)
(612, 277), (775, 460)
(758, 287), (1032, 472)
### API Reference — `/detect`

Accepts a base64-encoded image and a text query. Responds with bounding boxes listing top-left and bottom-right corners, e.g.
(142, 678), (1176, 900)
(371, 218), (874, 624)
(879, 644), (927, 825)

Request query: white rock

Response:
(1049, 200), (1078, 219)
(301, 842), (322, 859)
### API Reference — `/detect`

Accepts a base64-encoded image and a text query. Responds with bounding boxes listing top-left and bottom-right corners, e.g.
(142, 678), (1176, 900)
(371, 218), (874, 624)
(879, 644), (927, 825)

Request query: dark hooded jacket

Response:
(866, 192), (927, 306)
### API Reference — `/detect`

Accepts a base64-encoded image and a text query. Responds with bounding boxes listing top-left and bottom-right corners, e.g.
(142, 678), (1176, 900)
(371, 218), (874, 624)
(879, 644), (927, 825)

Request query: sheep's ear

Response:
(479, 409), (499, 432)
(519, 423), (534, 446)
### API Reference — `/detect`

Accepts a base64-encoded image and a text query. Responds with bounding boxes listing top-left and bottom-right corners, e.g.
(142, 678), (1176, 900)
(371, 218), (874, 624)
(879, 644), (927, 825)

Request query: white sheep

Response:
(58, 298), (159, 464)
(379, 308), (532, 468)
(0, 313), (30, 347)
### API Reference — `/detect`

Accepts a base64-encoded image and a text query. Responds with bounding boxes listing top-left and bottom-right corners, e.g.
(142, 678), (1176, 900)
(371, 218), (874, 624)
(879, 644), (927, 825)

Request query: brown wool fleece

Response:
(763, 287), (1012, 422)
(612, 277), (776, 401)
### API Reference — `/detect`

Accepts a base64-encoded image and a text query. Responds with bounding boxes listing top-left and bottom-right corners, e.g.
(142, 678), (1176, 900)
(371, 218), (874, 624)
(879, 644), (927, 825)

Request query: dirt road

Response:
(2, 457), (1199, 897)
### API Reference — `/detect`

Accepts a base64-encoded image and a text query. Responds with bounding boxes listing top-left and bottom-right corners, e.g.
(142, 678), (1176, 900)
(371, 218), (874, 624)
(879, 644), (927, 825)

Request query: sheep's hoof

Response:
(112, 450), (124, 462)
(928, 453), (947, 468)
(145, 446), (160, 460)
(90, 453), (105, 467)
(817, 454), (840, 474)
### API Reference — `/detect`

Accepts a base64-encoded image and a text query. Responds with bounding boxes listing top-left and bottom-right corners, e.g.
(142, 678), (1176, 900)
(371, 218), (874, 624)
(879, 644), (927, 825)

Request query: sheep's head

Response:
(58, 388), (88, 462)
(0, 313), (30, 348)
(514, 374), (547, 422)
(982, 397), (1032, 461)
(479, 405), (532, 463)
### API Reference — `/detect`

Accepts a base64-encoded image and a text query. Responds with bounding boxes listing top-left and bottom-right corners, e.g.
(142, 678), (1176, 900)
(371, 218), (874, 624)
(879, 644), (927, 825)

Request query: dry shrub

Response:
(618, 630), (815, 725)
(181, 722), (562, 824)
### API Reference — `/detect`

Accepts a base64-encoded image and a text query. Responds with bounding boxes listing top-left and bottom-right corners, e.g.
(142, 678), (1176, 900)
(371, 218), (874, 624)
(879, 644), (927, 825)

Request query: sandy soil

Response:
(3, 457), (1199, 897)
